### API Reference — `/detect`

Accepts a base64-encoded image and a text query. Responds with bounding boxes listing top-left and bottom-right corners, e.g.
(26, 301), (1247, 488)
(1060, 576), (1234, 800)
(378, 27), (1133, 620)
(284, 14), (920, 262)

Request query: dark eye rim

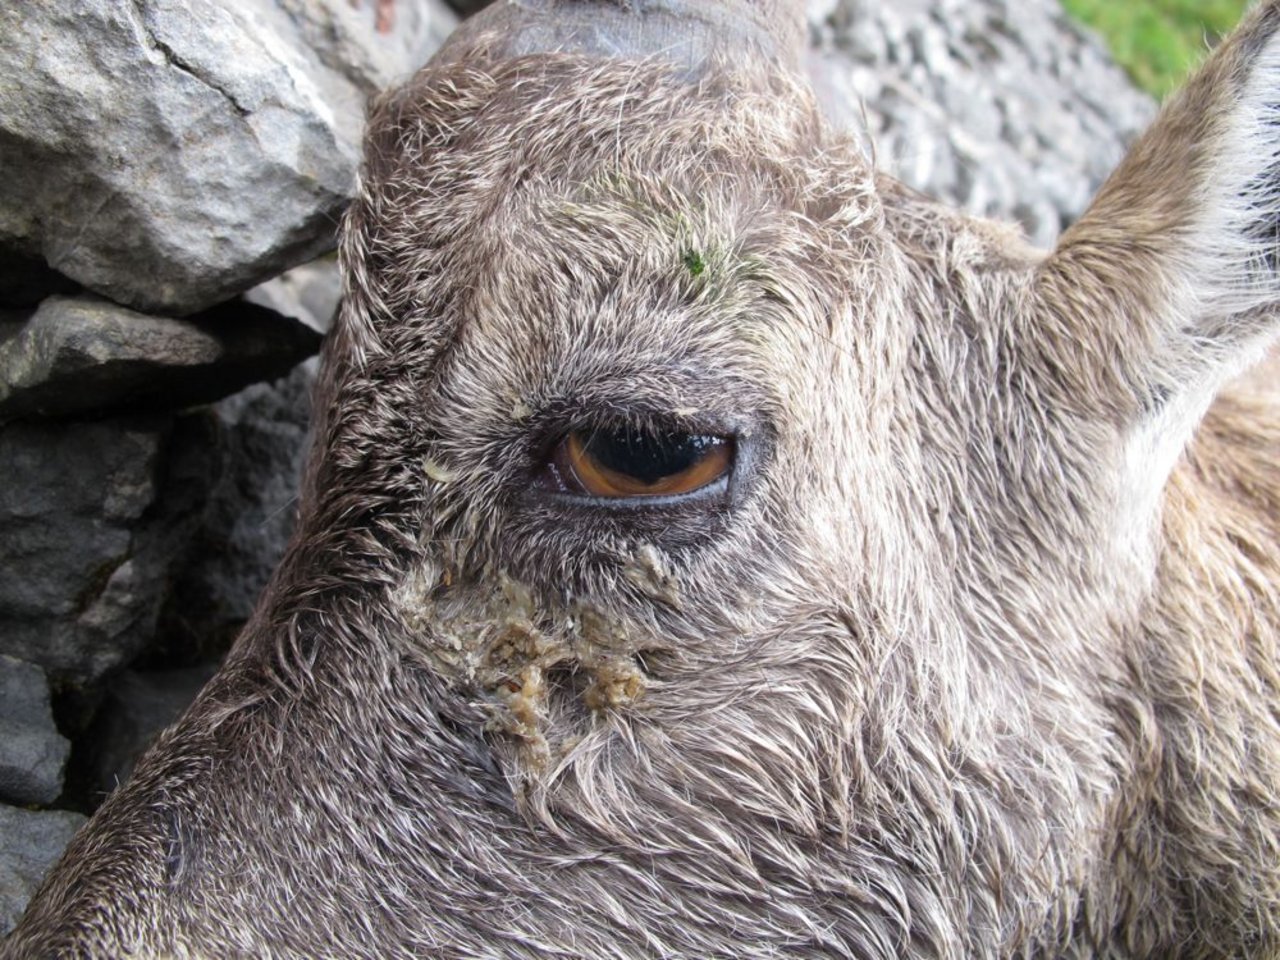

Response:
(519, 406), (766, 515)
(541, 426), (734, 501)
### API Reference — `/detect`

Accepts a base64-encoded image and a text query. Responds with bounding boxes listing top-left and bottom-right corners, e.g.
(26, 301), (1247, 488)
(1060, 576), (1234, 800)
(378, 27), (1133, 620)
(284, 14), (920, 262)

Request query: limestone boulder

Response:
(808, 0), (1156, 246)
(0, 414), (219, 688)
(157, 361), (317, 660)
(0, 0), (455, 315)
(0, 657), (71, 807)
(0, 295), (321, 423)
(0, 807), (86, 936)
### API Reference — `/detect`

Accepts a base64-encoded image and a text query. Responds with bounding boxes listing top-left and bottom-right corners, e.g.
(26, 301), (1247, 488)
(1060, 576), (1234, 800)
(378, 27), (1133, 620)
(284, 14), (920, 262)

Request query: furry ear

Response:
(1036, 1), (1280, 493)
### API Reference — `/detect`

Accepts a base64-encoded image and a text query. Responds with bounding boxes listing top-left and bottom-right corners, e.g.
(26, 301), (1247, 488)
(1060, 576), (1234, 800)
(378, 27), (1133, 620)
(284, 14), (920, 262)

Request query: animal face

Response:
(8, 3), (1280, 957)
(312, 50), (1130, 935)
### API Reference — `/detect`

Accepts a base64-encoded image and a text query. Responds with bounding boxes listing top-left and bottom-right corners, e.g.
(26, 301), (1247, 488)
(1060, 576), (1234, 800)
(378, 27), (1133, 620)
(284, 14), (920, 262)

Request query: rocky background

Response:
(0, 0), (1154, 933)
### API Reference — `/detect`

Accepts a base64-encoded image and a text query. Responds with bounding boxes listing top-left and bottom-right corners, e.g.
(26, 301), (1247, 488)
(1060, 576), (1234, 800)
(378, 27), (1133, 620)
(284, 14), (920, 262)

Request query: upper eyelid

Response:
(527, 404), (742, 443)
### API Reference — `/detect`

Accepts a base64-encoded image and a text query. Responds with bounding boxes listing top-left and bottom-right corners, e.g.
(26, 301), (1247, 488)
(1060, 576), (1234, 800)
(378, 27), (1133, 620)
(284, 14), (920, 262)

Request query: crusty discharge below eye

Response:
(556, 427), (733, 498)
(392, 547), (681, 772)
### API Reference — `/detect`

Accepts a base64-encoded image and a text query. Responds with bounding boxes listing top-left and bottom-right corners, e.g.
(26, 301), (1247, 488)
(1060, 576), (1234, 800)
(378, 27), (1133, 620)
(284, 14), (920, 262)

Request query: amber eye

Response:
(543, 425), (733, 499)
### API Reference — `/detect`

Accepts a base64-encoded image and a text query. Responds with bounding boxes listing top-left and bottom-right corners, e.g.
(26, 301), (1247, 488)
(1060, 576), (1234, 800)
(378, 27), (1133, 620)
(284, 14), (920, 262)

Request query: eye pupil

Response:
(581, 428), (712, 485)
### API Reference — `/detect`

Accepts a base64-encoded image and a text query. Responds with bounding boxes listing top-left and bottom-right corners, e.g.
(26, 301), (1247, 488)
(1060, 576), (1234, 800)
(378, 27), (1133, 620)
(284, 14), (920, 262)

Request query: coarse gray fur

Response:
(6, 0), (1280, 956)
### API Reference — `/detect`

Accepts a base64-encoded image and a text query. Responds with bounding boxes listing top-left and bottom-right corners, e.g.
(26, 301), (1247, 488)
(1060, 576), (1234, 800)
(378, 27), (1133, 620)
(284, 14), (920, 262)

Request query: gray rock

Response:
(0, 657), (71, 806)
(158, 362), (316, 659)
(287, 0), (459, 96)
(0, 806), (86, 936)
(0, 295), (321, 423)
(244, 257), (343, 335)
(0, 414), (219, 687)
(0, 359), (315, 692)
(807, 0), (1156, 246)
(0, 0), (455, 315)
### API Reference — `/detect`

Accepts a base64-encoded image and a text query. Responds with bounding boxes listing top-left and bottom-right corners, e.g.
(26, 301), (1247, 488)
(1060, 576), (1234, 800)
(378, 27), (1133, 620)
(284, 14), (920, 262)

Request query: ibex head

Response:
(7, 2), (1280, 957)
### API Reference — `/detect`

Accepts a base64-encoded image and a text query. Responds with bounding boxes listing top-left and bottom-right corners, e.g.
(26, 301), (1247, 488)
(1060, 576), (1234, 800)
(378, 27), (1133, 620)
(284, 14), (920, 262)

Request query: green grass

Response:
(1061, 0), (1250, 98)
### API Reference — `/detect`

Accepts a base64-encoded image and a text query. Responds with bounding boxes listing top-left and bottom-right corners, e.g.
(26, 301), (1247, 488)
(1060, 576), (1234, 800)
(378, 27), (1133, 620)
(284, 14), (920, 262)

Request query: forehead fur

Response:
(351, 54), (883, 321)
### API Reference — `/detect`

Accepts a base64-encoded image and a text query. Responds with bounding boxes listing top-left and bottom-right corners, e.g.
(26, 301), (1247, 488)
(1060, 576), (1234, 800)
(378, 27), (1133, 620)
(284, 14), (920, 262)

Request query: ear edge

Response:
(1036, 1), (1280, 414)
